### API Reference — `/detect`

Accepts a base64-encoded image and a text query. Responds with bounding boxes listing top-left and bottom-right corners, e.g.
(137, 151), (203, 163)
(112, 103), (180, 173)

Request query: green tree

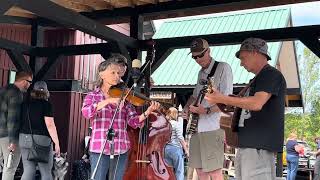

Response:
(285, 47), (320, 150)
(299, 48), (320, 111)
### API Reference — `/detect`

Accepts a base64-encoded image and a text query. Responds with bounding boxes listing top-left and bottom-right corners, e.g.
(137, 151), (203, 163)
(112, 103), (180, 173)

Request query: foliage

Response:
(299, 48), (320, 111)
(285, 106), (320, 150)
(285, 47), (320, 150)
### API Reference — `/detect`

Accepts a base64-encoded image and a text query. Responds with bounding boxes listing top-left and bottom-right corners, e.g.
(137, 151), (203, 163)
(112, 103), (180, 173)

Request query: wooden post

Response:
(276, 152), (283, 177)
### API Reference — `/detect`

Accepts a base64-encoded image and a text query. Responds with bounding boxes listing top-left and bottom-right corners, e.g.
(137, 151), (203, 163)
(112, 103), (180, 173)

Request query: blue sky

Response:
(291, 1), (320, 26)
(154, 1), (320, 29)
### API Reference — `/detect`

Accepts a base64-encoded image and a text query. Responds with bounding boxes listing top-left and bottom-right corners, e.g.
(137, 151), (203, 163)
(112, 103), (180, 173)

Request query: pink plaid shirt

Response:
(81, 88), (143, 155)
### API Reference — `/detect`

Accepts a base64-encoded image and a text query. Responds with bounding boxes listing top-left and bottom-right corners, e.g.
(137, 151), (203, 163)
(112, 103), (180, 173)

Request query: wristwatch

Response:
(206, 107), (211, 114)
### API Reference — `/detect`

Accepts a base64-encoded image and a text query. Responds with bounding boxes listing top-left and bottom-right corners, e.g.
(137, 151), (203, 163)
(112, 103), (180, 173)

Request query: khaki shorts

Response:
(235, 148), (276, 180)
(189, 129), (225, 172)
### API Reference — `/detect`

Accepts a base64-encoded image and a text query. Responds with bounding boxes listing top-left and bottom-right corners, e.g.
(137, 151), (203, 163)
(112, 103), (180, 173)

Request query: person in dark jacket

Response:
(0, 71), (32, 180)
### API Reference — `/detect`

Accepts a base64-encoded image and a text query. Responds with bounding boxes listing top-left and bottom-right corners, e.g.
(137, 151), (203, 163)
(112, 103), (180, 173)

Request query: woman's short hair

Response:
(30, 81), (50, 100)
(30, 90), (50, 100)
(95, 53), (128, 87)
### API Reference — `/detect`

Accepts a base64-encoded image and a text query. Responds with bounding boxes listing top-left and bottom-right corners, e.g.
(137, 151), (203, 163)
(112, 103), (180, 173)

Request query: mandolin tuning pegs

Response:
(206, 77), (216, 94)
(199, 79), (208, 85)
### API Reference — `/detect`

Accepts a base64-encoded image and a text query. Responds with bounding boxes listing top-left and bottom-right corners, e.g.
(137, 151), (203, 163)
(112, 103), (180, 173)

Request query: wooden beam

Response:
(151, 47), (173, 73)
(32, 43), (119, 57)
(116, 42), (131, 63)
(142, 25), (320, 72)
(130, 13), (144, 59)
(6, 50), (31, 72)
(145, 25), (320, 49)
(0, 37), (33, 55)
(16, 0), (138, 48)
(299, 36), (320, 58)
(34, 56), (60, 80)
(46, 79), (81, 91)
(0, 15), (33, 25)
(286, 95), (302, 101)
(29, 20), (45, 74)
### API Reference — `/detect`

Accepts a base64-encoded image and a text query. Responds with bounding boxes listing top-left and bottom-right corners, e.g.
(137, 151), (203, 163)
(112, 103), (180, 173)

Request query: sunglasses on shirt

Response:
(192, 49), (208, 59)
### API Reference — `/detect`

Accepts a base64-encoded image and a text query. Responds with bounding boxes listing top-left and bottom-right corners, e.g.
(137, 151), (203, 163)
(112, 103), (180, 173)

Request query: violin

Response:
(108, 84), (171, 114)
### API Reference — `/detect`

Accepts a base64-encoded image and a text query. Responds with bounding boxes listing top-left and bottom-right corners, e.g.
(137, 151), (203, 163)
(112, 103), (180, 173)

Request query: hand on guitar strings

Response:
(204, 87), (224, 105)
(189, 104), (207, 114)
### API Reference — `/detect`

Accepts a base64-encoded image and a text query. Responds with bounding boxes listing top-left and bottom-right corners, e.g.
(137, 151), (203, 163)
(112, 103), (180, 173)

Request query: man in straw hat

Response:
(205, 37), (287, 180)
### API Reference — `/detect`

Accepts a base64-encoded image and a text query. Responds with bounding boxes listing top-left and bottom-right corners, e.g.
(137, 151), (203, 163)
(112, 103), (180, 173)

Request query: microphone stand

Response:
(90, 85), (132, 180)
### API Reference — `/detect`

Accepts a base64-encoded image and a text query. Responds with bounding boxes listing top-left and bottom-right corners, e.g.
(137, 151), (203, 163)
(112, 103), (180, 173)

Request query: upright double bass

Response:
(123, 41), (175, 180)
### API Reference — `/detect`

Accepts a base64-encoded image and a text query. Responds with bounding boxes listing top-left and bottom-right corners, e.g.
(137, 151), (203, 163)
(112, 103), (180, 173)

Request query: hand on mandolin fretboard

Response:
(205, 77), (236, 113)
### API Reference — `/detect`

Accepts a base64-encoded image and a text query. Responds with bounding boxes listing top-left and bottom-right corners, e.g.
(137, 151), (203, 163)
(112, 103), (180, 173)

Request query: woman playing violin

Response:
(81, 54), (160, 180)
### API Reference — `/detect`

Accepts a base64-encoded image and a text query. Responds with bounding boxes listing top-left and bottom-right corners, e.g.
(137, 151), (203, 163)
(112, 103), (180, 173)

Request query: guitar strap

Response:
(208, 60), (220, 78)
(199, 61), (219, 102)
(238, 78), (255, 97)
(237, 64), (270, 97)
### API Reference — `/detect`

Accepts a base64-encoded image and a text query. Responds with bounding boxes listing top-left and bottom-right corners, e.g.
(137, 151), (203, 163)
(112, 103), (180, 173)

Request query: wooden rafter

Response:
(51, 0), (94, 12)
(71, 0), (114, 10)
(113, 0), (133, 7)
(16, 0), (138, 48)
(5, 6), (35, 18)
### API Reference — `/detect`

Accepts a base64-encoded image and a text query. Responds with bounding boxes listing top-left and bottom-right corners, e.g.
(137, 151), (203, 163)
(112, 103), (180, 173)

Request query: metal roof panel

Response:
(152, 8), (290, 86)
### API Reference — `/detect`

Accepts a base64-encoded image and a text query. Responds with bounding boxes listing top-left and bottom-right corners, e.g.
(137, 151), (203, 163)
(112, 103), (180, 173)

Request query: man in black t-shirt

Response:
(205, 38), (286, 180)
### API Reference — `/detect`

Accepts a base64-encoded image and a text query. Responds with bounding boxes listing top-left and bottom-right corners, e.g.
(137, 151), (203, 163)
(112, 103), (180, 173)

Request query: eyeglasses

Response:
(192, 49), (208, 59)
(24, 79), (32, 84)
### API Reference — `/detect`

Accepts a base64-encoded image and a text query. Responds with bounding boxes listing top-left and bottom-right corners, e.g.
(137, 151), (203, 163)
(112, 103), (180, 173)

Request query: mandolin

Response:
(186, 81), (209, 137)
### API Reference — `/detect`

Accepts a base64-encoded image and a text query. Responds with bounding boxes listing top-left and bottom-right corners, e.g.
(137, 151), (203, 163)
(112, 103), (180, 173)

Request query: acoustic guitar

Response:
(206, 72), (257, 147)
(206, 78), (242, 147)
